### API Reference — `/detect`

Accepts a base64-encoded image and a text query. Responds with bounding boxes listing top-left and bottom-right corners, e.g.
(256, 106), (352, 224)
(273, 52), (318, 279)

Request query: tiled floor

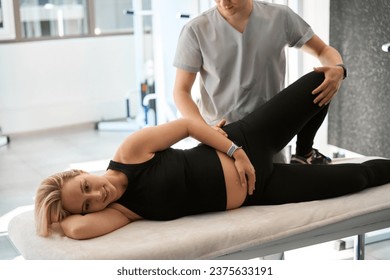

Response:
(0, 123), (389, 260)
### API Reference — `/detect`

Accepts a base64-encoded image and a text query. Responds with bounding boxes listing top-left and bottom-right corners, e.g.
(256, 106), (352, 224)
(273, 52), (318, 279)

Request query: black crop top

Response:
(107, 144), (226, 220)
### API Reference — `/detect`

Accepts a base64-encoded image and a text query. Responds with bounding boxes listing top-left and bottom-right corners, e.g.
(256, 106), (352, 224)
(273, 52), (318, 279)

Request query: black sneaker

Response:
(290, 149), (332, 165)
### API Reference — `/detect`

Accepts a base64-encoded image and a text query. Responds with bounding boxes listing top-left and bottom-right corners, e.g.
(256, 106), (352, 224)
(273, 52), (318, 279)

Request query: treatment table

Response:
(7, 157), (390, 260)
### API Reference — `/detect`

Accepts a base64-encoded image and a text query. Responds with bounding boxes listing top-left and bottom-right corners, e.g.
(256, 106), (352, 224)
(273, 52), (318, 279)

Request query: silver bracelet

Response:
(227, 142), (242, 157)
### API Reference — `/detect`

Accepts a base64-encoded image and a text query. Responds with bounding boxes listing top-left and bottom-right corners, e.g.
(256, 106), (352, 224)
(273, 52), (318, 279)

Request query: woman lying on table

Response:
(35, 72), (390, 239)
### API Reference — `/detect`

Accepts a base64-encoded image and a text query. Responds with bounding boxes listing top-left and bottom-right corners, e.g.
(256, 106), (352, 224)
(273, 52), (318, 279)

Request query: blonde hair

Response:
(35, 169), (85, 237)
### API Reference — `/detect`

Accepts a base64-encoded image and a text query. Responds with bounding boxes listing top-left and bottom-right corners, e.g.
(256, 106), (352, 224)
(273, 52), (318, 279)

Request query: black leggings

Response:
(223, 71), (390, 205)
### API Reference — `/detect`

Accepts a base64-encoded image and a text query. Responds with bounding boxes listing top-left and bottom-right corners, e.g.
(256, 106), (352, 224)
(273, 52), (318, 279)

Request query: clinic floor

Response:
(1, 123), (390, 260)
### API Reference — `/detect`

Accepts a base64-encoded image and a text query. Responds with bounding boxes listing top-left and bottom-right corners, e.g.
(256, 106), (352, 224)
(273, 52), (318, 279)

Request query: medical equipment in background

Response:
(96, 1), (156, 131)
(95, 92), (140, 131)
(0, 126), (10, 147)
(96, 75), (157, 131)
(141, 79), (157, 126)
(0, 135), (10, 147)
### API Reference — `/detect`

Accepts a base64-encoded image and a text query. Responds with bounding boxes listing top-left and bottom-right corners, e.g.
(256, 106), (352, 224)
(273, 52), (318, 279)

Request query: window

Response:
(93, 0), (152, 35)
(93, 0), (133, 35)
(0, 0), (153, 41)
(19, 0), (89, 38)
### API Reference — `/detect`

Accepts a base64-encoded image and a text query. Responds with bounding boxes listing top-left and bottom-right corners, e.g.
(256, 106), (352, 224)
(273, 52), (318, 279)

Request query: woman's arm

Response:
(115, 118), (255, 192)
(60, 207), (131, 239)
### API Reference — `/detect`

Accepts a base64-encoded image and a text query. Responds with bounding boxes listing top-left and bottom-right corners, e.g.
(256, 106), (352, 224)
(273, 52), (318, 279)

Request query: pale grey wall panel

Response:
(329, 0), (390, 157)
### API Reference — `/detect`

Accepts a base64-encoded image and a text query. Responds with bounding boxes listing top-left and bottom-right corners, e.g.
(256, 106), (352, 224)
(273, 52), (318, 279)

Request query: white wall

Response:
(0, 35), (136, 134)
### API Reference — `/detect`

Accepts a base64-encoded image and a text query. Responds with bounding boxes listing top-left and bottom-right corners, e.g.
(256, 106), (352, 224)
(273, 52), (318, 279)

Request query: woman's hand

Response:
(211, 119), (256, 193)
(213, 119), (228, 137)
(232, 149), (256, 195)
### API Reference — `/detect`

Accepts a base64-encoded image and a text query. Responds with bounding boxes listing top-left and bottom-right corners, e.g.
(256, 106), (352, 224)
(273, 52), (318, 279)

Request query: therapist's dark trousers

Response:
(223, 71), (390, 206)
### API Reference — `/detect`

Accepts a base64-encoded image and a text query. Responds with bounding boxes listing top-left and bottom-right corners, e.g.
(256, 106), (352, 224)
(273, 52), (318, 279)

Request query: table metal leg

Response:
(354, 234), (365, 260)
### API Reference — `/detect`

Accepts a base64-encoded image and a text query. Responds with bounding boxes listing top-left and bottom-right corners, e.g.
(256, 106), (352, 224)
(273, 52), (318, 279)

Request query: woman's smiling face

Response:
(61, 173), (118, 214)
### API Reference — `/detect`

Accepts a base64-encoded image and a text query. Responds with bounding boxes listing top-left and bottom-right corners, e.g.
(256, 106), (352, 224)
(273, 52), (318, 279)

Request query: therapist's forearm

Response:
(302, 35), (343, 66)
(317, 45), (343, 66)
(174, 90), (206, 123)
(173, 69), (206, 123)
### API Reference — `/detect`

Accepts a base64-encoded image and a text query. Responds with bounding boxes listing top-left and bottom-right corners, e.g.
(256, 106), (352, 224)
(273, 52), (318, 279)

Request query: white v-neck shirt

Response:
(174, 1), (314, 125)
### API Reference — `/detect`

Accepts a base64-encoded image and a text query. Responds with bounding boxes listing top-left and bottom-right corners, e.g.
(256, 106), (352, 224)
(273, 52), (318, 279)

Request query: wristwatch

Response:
(336, 64), (347, 79)
(227, 142), (242, 158)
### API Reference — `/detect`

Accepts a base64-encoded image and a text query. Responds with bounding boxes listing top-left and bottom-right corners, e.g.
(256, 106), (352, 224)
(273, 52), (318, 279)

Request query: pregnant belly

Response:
(216, 151), (248, 209)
